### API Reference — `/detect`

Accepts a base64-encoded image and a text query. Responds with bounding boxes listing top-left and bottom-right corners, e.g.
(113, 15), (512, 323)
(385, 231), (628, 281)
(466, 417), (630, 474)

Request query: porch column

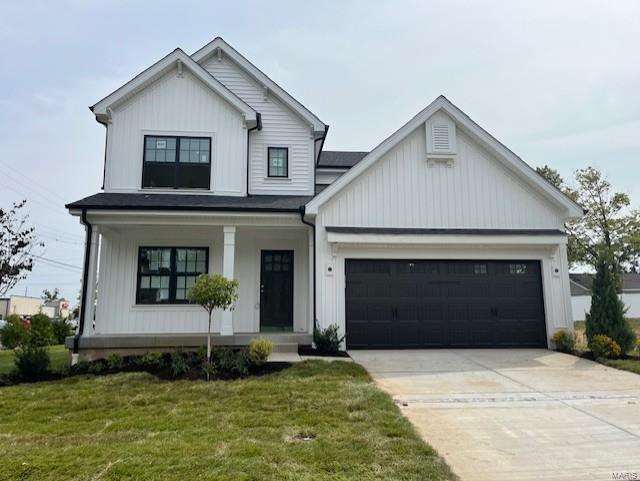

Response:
(221, 226), (236, 336)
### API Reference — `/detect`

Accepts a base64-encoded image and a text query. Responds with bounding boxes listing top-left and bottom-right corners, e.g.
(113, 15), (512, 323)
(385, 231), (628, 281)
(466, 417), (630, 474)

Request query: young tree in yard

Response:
(536, 165), (640, 270)
(585, 249), (635, 353)
(0, 200), (42, 296)
(188, 274), (239, 365)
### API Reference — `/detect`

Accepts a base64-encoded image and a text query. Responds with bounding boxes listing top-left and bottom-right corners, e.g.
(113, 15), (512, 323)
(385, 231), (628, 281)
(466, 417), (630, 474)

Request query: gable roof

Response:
(318, 151), (368, 168)
(91, 48), (258, 126)
(570, 273), (640, 295)
(305, 96), (584, 218)
(191, 37), (326, 136)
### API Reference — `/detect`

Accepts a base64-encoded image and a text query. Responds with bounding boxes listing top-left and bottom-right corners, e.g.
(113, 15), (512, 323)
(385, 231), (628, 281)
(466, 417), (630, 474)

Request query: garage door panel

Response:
(345, 259), (546, 349)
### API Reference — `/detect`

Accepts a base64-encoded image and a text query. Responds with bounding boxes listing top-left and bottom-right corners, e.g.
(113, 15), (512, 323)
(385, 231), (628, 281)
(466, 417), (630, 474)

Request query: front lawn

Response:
(600, 358), (640, 375)
(0, 344), (68, 375)
(0, 361), (455, 481)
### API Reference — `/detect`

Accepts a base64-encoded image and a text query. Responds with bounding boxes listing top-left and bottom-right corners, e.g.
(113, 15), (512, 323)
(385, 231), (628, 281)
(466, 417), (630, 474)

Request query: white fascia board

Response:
(91, 49), (257, 126)
(306, 96), (584, 218)
(192, 37), (326, 135)
(326, 231), (568, 246)
(81, 210), (301, 227)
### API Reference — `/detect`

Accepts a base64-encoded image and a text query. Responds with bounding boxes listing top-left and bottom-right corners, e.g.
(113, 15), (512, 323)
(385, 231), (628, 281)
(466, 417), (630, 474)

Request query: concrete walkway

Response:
(350, 349), (640, 481)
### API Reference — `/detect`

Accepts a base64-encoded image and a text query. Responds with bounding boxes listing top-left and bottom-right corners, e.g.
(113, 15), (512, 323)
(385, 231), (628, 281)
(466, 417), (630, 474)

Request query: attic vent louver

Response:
(425, 112), (457, 167)
(432, 124), (451, 152)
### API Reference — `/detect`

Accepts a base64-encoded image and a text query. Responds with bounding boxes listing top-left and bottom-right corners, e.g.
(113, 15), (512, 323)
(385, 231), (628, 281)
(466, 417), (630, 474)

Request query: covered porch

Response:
(73, 209), (313, 357)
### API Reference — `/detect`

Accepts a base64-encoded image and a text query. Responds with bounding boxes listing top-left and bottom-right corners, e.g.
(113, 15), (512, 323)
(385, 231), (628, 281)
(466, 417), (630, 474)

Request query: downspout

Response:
(246, 113), (262, 196)
(74, 209), (92, 355)
(299, 205), (316, 335)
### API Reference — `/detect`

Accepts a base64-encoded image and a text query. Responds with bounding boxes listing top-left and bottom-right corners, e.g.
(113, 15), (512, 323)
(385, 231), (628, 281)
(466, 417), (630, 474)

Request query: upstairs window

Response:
(142, 136), (211, 189)
(267, 147), (288, 177)
(137, 247), (209, 304)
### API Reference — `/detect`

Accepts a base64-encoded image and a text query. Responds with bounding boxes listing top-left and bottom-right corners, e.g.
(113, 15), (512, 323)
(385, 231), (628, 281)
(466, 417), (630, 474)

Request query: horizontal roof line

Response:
(325, 226), (567, 236)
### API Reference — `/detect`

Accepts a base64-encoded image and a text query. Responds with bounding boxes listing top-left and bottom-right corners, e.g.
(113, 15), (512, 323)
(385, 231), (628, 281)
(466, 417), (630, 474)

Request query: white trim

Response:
(192, 37), (326, 135)
(91, 49), (257, 127)
(305, 96), (583, 218)
(326, 232), (568, 246)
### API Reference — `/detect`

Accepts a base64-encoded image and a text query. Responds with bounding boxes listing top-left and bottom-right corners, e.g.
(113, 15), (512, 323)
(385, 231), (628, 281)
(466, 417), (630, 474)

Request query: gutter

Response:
(74, 209), (92, 355)
(246, 113), (262, 196)
(298, 205), (317, 335)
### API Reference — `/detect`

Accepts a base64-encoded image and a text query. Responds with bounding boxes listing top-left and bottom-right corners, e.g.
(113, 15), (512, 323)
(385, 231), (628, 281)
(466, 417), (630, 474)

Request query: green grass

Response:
(0, 361), (455, 481)
(0, 344), (68, 375)
(601, 358), (640, 375)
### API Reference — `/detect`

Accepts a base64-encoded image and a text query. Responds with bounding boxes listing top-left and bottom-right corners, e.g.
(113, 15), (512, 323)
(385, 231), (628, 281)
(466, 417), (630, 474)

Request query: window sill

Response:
(263, 177), (292, 182)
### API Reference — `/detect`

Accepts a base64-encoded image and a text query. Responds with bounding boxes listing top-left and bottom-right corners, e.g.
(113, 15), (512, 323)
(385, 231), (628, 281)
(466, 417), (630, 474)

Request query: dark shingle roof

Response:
(570, 273), (640, 295)
(318, 151), (368, 168)
(66, 193), (313, 213)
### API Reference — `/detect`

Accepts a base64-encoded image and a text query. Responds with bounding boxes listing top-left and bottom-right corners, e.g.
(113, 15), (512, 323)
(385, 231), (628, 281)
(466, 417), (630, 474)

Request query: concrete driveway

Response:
(349, 349), (640, 481)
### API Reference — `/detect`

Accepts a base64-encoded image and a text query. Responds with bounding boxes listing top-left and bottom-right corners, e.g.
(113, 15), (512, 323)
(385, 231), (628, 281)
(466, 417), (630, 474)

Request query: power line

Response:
(33, 255), (82, 272)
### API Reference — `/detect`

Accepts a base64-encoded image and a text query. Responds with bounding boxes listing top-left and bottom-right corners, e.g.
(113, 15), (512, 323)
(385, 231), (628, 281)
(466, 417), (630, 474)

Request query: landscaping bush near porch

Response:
(0, 361), (456, 481)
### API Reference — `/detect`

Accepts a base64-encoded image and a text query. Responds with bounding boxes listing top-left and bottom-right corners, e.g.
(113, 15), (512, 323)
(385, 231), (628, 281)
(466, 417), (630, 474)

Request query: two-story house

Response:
(66, 37), (582, 359)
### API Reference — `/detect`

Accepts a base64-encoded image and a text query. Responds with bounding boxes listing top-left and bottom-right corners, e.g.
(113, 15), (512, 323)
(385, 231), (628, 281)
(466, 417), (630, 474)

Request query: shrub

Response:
(586, 250), (636, 353)
(248, 338), (273, 366)
(201, 359), (218, 380)
(551, 330), (576, 353)
(105, 353), (124, 370)
(0, 315), (29, 349)
(70, 361), (92, 375)
(87, 360), (106, 374)
(29, 313), (54, 347)
(590, 334), (622, 359)
(51, 318), (73, 344)
(139, 352), (164, 369)
(14, 345), (50, 378)
(211, 347), (250, 377)
(170, 350), (191, 378)
(314, 324), (345, 353)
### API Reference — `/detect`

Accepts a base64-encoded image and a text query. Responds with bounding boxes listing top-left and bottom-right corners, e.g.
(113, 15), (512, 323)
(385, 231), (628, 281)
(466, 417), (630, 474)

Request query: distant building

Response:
(570, 273), (640, 321)
(43, 299), (71, 319)
(0, 295), (43, 319)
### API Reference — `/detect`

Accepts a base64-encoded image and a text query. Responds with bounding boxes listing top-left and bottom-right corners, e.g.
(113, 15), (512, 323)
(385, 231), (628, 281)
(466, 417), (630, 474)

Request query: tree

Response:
(187, 274), (239, 368)
(536, 165), (640, 270)
(585, 249), (635, 353)
(0, 200), (42, 296)
(42, 288), (60, 303)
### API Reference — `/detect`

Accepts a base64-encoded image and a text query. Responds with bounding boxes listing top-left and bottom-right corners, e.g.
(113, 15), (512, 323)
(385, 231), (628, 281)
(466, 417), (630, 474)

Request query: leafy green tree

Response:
(536, 165), (640, 270)
(188, 274), (239, 367)
(0, 200), (43, 296)
(29, 313), (54, 347)
(0, 314), (28, 349)
(42, 288), (60, 303)
(585, 249), (635, 353)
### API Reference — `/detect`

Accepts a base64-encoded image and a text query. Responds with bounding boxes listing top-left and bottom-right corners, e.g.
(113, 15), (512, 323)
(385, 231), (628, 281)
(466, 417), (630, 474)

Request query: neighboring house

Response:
(571, 273), (640, 321)
(65, 37), (582, 359)
(0, 295), (43, 319)
(42, 299), (71, 319)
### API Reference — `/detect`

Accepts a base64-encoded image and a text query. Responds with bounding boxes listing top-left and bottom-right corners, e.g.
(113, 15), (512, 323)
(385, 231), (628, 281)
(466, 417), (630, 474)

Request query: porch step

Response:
(271, 343), (301, 353)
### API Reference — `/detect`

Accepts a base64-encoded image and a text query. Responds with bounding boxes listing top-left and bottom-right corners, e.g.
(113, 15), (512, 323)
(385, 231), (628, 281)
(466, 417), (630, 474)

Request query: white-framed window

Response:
(267, 147), (288, 178)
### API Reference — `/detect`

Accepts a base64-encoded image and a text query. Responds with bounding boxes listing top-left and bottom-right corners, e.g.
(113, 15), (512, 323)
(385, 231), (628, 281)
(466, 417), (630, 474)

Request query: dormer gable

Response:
(192, 37), (326, 138)
(91, 48), (258, 128)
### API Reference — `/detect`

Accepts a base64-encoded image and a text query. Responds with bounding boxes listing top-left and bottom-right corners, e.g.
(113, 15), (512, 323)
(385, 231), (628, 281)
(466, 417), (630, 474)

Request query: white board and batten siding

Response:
(104, 67), (248, 195)
(314, 115), (574, 343)
(201, 56), (315, 196)
(94, 226), (310, 336)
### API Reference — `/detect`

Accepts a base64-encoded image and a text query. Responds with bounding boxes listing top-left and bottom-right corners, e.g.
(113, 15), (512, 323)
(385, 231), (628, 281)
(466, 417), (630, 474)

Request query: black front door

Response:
(260, 250), (294, 332)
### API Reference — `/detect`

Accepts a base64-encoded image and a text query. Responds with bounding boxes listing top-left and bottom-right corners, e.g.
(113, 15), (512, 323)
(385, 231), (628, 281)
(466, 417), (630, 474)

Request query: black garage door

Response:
(345, 260), (546, 349)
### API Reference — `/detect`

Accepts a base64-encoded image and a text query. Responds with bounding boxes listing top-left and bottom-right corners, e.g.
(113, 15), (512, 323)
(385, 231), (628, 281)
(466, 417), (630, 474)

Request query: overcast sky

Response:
(1, 0), (639, 302)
